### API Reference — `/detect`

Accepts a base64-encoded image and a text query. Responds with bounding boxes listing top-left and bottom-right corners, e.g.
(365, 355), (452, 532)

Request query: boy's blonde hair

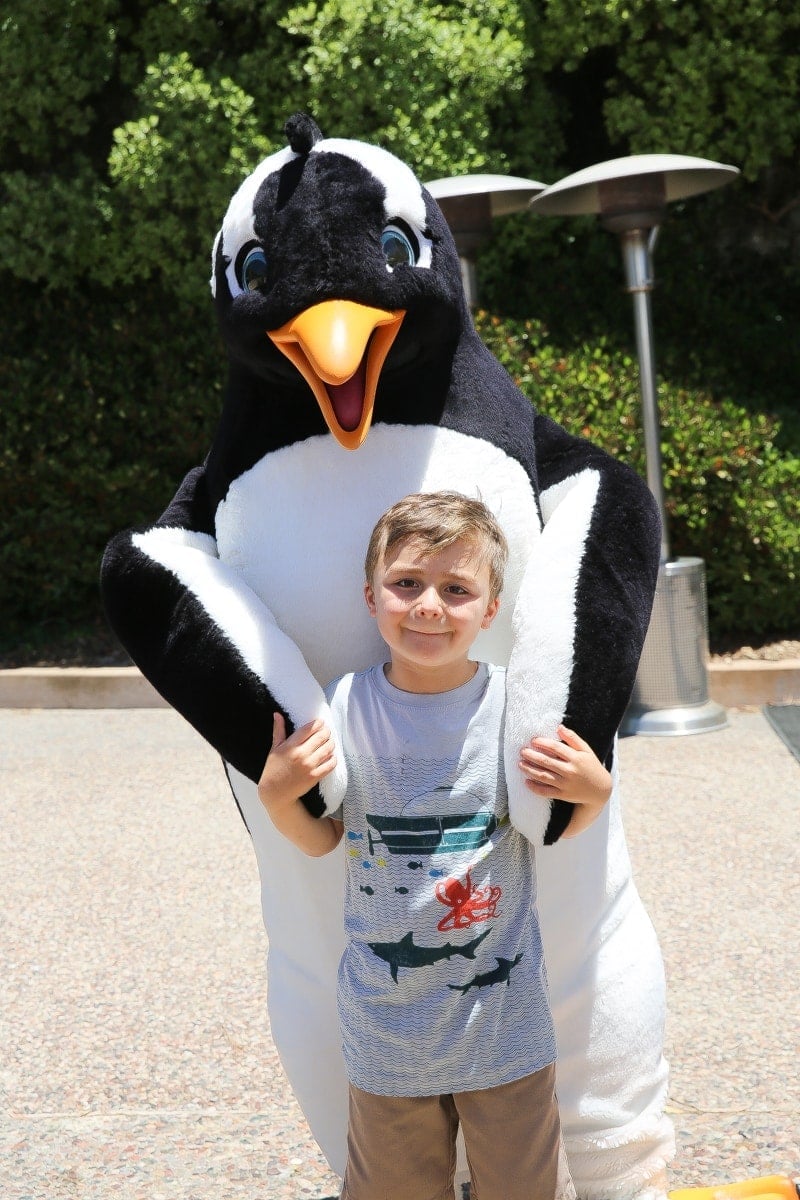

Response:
(364, 492), (509, 601)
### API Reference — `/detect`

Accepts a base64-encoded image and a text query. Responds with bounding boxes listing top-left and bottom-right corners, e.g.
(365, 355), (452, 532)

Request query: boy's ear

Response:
(364, 581), (377, 616)
(481, 596), (500, 629)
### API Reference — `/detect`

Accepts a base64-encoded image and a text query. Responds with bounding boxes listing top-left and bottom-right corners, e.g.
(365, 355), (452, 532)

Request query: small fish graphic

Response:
(448, 954), (524, 995)
(407, 861), (423, 870)
(347, 831), (364, 841)
(428, 868), (445, 878)
(360, 885), (375, 896)
(368, 928), (492, 984)
(394, 887), (409, 895)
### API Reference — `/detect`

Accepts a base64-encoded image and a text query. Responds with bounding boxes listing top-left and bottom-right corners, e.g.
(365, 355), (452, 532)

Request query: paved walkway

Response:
(2, 707), (798, 1198)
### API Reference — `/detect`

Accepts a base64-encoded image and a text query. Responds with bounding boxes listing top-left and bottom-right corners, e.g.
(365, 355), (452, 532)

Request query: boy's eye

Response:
(395, 578), (419, 589)
(446, 585), (469, 596)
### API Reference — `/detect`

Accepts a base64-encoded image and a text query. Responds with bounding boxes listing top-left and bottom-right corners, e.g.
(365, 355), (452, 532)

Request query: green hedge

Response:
(476, 312), (799, 640)
(1, 287), (796, 649)
(3, 1), (798, 653)
(0, 284), (222, 644)
(476, 198), (800, 418)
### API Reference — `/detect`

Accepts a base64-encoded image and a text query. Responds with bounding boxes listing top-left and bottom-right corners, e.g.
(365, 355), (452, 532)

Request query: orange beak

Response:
(267, 300), (405, 450)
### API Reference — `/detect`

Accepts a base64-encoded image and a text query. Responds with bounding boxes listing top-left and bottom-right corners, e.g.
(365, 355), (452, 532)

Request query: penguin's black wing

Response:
(100, 463), (333, 811)
(533, 412), (661, 842)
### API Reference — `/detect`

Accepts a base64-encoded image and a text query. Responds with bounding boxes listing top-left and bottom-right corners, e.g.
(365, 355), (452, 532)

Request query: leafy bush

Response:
(476, 198), (800, 420)
(1, 0), (798, 651)
(0, 284), (222, 642)
(532, 0), (800, 182)
(476, 312), (799, 639)
(281, 0), (535, 177)
(1, 293), (795, 648)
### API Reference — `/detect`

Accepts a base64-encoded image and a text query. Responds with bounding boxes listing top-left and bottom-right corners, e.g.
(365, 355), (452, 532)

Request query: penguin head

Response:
(211, 114), (467, 449)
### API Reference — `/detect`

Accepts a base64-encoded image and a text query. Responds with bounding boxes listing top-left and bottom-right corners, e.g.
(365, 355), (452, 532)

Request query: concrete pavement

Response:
(1, 705), (798, 1198)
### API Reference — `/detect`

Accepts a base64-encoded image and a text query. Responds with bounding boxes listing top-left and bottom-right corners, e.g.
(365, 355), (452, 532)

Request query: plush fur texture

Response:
(101, 115), (669, 1197)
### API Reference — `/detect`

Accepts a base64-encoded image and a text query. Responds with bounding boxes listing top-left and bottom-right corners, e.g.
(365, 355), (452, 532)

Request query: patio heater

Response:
(530, 155), (739, 735)
(426, 174), (545, 307)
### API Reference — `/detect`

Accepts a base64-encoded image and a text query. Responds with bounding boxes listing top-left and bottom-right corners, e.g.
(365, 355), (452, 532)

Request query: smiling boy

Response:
(259, 491), (612, 1200)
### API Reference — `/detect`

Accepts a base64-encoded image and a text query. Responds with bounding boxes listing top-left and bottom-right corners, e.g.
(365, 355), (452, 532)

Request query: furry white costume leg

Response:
(538, 772), (674, 1199)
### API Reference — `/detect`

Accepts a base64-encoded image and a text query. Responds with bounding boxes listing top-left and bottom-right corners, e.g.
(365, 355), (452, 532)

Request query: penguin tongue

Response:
(327, 357), (367, 432)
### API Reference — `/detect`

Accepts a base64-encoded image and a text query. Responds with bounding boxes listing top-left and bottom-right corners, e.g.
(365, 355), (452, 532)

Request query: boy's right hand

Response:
(258, 713), (337, 812)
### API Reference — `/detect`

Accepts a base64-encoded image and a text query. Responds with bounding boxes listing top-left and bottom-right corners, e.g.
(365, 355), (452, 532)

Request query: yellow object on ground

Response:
(670, 1176), (798, 1200)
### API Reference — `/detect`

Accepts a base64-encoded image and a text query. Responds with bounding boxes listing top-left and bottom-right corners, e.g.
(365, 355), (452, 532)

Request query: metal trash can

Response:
(621, 557), (728, 735)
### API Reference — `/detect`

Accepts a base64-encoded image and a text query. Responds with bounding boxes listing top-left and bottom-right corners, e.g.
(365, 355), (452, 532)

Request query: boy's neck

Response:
(383, 657), (480, 695)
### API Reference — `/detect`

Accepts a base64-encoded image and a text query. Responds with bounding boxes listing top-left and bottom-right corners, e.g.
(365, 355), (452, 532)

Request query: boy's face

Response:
(364, 536), (500, 693)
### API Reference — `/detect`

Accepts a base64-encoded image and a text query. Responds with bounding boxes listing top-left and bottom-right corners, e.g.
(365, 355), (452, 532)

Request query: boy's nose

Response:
(415, 586), (443, 616)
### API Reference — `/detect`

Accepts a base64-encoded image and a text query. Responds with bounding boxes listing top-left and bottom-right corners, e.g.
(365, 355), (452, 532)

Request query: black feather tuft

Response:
(284, 112), (323, 155)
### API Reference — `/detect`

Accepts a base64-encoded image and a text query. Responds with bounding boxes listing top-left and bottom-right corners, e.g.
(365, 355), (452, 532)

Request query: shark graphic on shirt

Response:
(447, 953), (524, 994)
(368, 928), (492, 983)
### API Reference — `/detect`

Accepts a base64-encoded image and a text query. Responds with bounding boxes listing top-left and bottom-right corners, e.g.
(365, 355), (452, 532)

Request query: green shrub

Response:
(0, 284), (222, 643)
(476, 199), (800, 421)
(1, 294), (795, 648)
(476, 312), (799, 640)
(2, 0), (798, 651)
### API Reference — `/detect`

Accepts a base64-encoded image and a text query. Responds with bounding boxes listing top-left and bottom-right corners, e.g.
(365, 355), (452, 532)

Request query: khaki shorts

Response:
(341, 1062), (565, 1200)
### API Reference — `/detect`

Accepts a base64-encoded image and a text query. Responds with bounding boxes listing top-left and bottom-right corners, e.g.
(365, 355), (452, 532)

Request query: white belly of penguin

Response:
(215, 424), (541, 687)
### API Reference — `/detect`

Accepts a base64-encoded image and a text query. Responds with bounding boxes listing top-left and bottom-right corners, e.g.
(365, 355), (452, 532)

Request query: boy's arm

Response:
(258, 714), (344, 857)
(518, 725), (612, 839)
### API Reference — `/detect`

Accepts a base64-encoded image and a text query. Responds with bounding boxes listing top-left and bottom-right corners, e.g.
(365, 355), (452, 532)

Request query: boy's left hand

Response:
(519, 724), (612, 838)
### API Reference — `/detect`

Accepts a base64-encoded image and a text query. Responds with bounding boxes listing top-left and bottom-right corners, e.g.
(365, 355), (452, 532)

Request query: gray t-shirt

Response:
(325, 662), (556, 1097)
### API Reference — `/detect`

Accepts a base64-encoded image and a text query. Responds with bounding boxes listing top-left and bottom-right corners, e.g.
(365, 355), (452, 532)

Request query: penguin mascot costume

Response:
(102, 114), (673, 1199)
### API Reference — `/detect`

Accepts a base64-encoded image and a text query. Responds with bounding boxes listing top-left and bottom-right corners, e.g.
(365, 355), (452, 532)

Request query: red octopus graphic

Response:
(435, 867), (501, 931)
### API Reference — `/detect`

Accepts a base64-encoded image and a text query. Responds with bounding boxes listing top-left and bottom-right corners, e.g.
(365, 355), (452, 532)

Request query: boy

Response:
(259, 492), (612, 1200)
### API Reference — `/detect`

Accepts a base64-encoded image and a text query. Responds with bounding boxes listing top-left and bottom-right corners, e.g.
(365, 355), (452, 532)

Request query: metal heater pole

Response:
(619, 228), (670, 563)
(617, 227), (727, 735)
(528, 154), (739, 736)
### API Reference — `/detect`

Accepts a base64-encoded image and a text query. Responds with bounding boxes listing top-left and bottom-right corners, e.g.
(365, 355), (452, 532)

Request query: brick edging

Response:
(1, 661), (799, 710)
(0, 667), (168, 709)
(707, 658), (800, 708)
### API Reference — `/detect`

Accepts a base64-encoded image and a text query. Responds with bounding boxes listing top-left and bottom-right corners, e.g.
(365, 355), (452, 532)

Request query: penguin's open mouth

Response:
(267, 300), (405, 450)
(327, 357), (368, 433)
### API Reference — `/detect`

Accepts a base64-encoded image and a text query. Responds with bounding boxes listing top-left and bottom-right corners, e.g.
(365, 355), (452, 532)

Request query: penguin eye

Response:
(381, 222), (419, 271)
(239, 246), (268, 293)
